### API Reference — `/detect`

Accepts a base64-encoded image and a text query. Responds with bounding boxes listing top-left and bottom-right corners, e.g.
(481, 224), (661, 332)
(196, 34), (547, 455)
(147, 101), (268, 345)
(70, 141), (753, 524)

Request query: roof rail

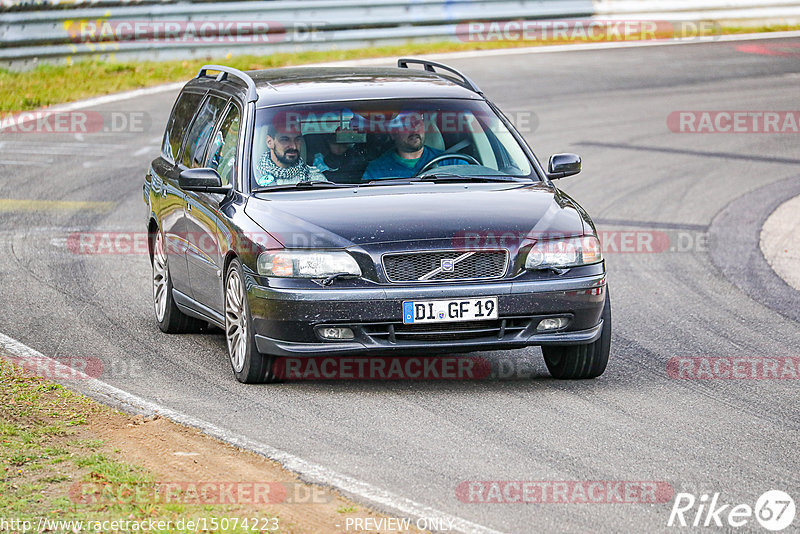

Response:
(397, 58), (482, 95)
(196, 64), (259, 102)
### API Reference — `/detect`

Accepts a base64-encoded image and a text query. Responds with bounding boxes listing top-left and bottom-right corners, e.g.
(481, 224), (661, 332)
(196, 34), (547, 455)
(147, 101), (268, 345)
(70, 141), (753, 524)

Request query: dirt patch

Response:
(92, 411), (426, 533)
(0, 358), (427, 533)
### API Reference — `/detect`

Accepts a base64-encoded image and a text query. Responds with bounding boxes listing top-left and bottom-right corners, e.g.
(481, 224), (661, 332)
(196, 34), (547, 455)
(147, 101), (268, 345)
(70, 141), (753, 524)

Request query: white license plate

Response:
(402, 297), (498, 324)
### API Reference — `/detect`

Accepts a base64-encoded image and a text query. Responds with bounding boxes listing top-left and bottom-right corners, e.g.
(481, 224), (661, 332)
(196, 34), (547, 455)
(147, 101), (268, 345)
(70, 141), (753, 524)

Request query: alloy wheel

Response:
(152, 232), (168, 322)
(225, 268), (247, 373)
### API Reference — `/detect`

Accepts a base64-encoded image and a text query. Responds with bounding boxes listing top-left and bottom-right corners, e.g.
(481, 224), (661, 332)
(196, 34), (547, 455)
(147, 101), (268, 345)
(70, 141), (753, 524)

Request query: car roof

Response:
(193, 67), (484, 107)
(249, 67), (483, 107)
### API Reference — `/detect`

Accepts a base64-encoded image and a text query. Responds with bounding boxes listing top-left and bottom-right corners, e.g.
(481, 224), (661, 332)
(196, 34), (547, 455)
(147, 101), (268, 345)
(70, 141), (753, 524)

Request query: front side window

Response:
(181, 95), (227, 169)
(205, 103), (241, 186)
(162, 92), (203, 163)
(251, 99), (537, 189)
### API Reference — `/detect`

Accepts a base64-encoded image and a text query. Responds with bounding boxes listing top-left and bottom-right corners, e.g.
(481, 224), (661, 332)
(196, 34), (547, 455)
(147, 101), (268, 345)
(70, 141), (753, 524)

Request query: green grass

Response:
(0, 358), (281, 532)
(0, 43), (502, 112)
(40, 424), (68, 436)
(70, 438), (105, 450)
(65, 417), (87, 426)
(337, 505), (358, 513)
(2, 22), (797, 113)
(0, 422), (19, 436)
(43, 446), (70, 457)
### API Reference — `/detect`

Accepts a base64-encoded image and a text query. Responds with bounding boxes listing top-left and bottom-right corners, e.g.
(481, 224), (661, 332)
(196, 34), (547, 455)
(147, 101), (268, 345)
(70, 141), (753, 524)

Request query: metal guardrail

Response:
(1, 0), (173, 11)
(1, 0), (799, 68)
(1, 0), (595, 45)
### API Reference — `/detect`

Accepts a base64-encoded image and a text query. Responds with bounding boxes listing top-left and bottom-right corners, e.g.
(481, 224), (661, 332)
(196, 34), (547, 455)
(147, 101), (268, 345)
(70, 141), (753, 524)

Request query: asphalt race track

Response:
(1, 36), (799, 533)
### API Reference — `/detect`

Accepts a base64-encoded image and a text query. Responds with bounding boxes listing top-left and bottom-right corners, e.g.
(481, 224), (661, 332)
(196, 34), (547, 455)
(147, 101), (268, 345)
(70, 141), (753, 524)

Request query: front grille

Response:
(362, 317), (532, 342)
(382, 250), (508, 283)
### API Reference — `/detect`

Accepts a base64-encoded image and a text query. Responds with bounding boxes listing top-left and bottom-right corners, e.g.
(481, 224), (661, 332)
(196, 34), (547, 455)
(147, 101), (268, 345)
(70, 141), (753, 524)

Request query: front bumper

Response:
(248, 272), (606, 357)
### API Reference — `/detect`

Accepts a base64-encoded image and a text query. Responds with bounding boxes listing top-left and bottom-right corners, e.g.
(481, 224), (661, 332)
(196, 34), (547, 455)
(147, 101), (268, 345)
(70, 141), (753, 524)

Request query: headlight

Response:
(525, 236), (602, 270)
(257, 250), (362, 278)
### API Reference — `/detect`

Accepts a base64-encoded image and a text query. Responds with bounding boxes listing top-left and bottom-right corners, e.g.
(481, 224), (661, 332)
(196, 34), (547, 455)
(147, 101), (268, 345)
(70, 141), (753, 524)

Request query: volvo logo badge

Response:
(441, 258), (455, 272)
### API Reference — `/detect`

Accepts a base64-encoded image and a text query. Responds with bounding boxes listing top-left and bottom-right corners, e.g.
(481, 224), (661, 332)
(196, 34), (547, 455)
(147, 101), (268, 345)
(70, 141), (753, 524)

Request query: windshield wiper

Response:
(364, 174), (521, 185)
(256, 175), (524, 190)
(253, 181), (354, 192)
(363, 177), (416, 185)
(415, 173), (520, 183)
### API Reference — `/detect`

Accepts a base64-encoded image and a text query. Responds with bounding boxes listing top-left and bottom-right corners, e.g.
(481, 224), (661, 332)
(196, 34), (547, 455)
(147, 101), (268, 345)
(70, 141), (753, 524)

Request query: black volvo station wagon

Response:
(144, 59), (611, 383)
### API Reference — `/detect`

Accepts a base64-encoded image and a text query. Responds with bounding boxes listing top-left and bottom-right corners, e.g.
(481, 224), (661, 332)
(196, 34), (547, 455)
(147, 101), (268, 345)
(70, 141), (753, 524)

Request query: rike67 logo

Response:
(668, 490), (795, 531)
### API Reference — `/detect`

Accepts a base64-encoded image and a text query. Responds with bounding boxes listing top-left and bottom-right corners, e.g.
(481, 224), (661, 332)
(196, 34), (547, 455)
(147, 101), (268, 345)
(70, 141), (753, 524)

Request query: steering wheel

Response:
(415, 153), (480, 176)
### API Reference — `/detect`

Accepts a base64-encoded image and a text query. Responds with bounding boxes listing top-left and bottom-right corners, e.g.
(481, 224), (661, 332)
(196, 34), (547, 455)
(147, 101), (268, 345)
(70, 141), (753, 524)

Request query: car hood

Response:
(245, 182), (586, 248)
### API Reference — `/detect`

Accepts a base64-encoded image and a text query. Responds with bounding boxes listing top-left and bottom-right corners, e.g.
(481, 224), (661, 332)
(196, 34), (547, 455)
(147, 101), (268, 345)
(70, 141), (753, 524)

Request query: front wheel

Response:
(225, 259), (278, 384)
(542, 290), (611, 379)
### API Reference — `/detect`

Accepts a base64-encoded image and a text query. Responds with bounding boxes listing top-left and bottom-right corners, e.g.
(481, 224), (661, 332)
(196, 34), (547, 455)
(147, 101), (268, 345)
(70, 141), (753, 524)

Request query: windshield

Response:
(251, 99), (537, 189)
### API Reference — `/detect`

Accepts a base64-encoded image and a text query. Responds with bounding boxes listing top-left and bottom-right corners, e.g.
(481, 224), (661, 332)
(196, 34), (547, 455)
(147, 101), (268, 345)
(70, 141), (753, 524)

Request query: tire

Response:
(224, 258), (278, 384)
(542, 290), (611, 379)
(151, 230), (203, 334)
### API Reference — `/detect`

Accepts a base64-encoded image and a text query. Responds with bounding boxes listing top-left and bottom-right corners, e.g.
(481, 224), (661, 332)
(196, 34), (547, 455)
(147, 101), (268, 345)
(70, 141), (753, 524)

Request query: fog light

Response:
(318, 327), (354, 340)
(536, 317), (569, 332)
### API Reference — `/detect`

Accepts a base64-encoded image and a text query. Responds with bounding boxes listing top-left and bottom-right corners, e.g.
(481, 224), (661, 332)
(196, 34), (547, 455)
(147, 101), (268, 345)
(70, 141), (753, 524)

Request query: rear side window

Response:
(205, 103), (240, 186)
(181, 95), (227, 168)
(162, 92), (203, 163)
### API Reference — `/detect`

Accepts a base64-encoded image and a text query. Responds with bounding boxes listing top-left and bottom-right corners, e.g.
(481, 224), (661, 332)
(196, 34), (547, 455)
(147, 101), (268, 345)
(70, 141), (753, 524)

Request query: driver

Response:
(255, 115), (325, 186)
(361, 111), (459, 181)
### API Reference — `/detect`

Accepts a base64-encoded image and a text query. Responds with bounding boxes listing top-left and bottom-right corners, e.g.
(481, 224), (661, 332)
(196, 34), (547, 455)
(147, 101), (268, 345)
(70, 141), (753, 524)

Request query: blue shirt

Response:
(362, 146), (459, 181)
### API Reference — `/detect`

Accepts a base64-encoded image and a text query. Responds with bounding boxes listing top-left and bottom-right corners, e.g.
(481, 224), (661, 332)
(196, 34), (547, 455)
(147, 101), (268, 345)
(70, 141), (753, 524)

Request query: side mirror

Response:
(179, 168), (232, 194)
(547, 153), (581, 180)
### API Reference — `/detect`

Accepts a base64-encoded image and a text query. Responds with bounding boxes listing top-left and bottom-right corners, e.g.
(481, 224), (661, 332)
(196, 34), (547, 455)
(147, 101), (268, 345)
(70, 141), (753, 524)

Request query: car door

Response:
(179, 94), (230, 311)
(153, 90), (204, 296)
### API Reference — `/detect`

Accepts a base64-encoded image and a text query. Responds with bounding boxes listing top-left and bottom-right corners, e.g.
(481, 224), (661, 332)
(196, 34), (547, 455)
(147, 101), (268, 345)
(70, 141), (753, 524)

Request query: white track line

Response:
(4, 29), (799, 126)
(0, 332), (505, 534)
(301, 30), (800, 67)
(0, 82), (185, 132)
(45, 82), (186, 113)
